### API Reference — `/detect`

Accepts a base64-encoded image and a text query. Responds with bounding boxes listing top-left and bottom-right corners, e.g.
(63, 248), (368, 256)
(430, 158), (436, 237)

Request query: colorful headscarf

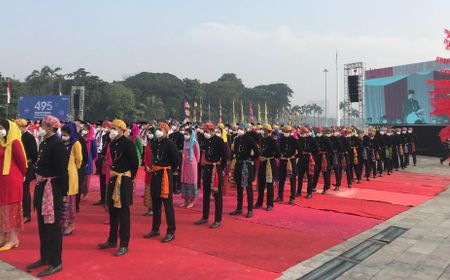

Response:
(131, 123), (140, 143)
(0, 120), (27, 175)
(64, 122), (79, 152)
(188, 130), (197, 161)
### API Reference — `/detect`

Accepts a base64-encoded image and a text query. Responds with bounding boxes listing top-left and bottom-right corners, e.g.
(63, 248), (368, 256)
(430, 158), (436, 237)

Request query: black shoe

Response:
(334, 186), (339, 191)
(24, 217), (31, 224)
(295, 192), (301, 197)
(253, 204), (262, 209)
(366, 177), (370, 181)
(378, 174), (383, 177)
(209, 221), (221, 229)
(26, 260), (47, 271)
(37, 264), (62, 277)
(312, 188), (317, 192)
(265, 206), (273, 211)
(194, 218), (208, 225)
(97, 241), (117, 249)
(143, 231), (160, 239)
(274, 197), (283, 203)
(229, 209), (242, 216)
(162, 234), (175, 243)
(93, 200), (104, 206)
(357, 179), (361, 184)
(440, 159), (444, 165)
(246, 211), (253, 218)
(348, 184), (352, 188)
(114, 247), (128, 256)
(372, 175), (376, 179)
(306, 194), (312, 199)
(289, 198), (295, 205)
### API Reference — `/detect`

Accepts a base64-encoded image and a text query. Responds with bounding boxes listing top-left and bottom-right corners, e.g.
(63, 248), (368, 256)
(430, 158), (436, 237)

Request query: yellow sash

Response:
(110, 170), (131, 208)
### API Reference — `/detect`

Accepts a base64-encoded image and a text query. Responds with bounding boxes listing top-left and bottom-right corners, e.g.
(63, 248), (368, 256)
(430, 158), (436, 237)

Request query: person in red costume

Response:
(0, 119), (27, 251)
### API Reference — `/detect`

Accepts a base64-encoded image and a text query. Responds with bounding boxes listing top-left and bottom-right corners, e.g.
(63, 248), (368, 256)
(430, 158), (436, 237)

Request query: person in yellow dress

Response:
(60, 123), (83, 236)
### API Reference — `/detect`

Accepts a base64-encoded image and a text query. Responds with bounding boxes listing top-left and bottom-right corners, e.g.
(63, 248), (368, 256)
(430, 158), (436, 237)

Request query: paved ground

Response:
(281, 156), (450, 280)
(1, 156), (448, 280)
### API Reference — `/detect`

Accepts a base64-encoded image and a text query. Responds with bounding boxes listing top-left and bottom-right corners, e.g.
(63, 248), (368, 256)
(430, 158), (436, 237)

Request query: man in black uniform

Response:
(365, 129), (379, 180)
(297, 127), (318, 198)
(407, 127), (418, 166)
(348, 128), (363, 184)
(400, 127), (409, 169)
(144, 122), (180, 242)
(375, 127), (386, 177)
(195, 123), (228, 229)
(340, 128), (353, 188)
(169, 121), (184, 194)
(329, 128), (343, 190)
(276, 125), (299, 204)
(229, 126), (259, 217)
(97, 119), (139, 256)
(16, 119), (38, 223)
(393, 128), (402, 170)
(26, 115), (68, 277)
(383, 128), (395, 175)
(313, 127), (333, 194)
(255, 124), (279, 210)
(93, 121), (111, 206)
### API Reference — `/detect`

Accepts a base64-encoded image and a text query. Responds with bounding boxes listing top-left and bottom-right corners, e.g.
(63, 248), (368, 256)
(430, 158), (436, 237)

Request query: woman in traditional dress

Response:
(0, 120), (27, 250)
(60, 123), (83, 235)
(180, 128), (200, 208)
(80, 124), (97, 201)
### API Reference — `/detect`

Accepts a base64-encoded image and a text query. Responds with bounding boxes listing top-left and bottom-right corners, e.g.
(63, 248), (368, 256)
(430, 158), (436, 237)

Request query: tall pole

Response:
(336, 51), (340, 126)
(324, 69), (328, 126)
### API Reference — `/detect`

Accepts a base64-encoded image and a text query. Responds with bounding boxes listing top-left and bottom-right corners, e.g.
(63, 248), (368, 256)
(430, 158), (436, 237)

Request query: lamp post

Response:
(324, 69), (328, 126)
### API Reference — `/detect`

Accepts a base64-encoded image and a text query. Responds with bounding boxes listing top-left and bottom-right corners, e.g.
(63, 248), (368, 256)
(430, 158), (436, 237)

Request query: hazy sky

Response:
(1, 0), (449, 116)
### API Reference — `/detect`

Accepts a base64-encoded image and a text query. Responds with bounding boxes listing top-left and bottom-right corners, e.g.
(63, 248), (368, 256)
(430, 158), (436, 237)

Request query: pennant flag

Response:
(232, 99), (236, 124)
(264, 102), (268, 124)
(193, 101), (198, 123)
(183, 98), (191, 122)
(208, 100), (211, 122)
(199, 98), (203, 123)
(249, 102), (254, 123)
(6, 80), (11, 104)
(240, 100), (245, 123)
(58, 82), (63, 96)
(257, 103), (262, 124)
(219, 99), (223, 123)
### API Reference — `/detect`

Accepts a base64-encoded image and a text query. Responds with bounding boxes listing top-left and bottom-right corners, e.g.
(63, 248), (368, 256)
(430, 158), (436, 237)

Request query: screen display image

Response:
(18, 95), (70, 121)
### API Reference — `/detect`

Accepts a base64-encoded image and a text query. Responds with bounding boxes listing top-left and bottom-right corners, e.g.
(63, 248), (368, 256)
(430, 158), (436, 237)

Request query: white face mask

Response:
(316, 133), (322, 137)
(109, 129), (119, 139)
(396, 131), (401, 135)
(0, 129), (6, 138)
(300, 134), (307, 138)
(215, 131), (221, 137)
(402, 131), (406, 134)
(184, 134), (191, 141)
(334, 132), (340, 137)
(386, 132), (393, 136)
(204, 133), (212, 139)
(148, 134), (154, 140)
(155, 130), (164, 139)
(39, 127), (47, 137)
(81, 130), (88, 136)
(237, 129), (244, 136)
(180, 130), (185, 135)
(380, 131), (386, 135)
(408, 130), (412, 133)
(62, 135), (70, 142)
(283, 132), (290, 137)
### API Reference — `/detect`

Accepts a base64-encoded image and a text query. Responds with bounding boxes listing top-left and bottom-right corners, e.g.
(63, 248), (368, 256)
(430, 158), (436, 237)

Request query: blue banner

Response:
(18, 95), (70, 121)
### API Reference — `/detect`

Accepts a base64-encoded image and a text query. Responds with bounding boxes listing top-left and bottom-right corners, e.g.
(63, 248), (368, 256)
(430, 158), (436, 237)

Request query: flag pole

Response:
(336, 51), (340, 126)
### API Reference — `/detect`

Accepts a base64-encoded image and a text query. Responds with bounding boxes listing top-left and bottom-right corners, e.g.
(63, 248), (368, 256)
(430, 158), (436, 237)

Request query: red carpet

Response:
(0, 169), (447, 279)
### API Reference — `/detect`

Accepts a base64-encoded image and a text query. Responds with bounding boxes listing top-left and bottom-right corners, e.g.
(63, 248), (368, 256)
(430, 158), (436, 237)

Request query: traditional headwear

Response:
(240, 123), (249, 130)
(131, 123), (140, 143)
(102, 120), (112, 128)
(262, 124), (272, 132)
(401, 127), (407, 131)
(203, 122), (215, 131)
(158, 122), (170, 134)
(283, 125), (293, 132)
(62, 122), (79, 151)
(324, 128), (332, 134)
(300, 126), (310, 134)
(15, 119), (28, 127)
(272, 124), (280, 130)
(341, 130), (348, 137)
(381, 127), (387, 131)
(187, 129), (198, 161)
(42, 115), (61, 129)
(112, 119), (127, 131)
(346, 128), (354, 134)
(0, 120), (27, 175)
(217, 123), (225, 129)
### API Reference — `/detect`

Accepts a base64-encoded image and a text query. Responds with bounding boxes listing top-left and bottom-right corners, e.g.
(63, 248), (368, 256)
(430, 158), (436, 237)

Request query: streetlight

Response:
(323, 69), (328, 126)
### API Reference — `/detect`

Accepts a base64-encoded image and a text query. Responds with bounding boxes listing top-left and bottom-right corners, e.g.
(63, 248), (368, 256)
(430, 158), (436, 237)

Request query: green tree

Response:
(102, 83), (136, 121)
(137, 95), (166, 121)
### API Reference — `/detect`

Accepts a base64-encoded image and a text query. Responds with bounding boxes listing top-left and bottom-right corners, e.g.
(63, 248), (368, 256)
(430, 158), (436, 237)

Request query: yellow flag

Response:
(240, 100), (244, 123)
(258, 103), (261, 124)
(264, 102), (268, 124)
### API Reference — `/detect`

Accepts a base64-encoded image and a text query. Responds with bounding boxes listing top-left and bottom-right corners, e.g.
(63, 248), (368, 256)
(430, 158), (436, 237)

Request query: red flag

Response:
(249, 102), (254, 123)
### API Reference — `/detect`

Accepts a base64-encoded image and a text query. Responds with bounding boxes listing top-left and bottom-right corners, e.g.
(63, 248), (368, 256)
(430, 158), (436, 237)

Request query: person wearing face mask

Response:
(383, 128), (395, 175)
(0, 120), (27, 252)
(195, 123), (228, 228)
(329, 128), (344, 191)
(93, 121), (112, 206)
(313, 127), (333, 194)
(95, 121), (105, 176)
(60, 123), (83, 236)
(26, 115), (68, 277)
(180, 128), (200, 208)
(98, 119), (139, 256)
(400, 127), (409, 169)
(339, 129), (353, 188)
(130, 123), (144, 168)
(255, 124), (280, 210)
(276, 125), (299, 204)
(15, 119), (38, 223)
(375, 127), (387, 177)
(143, 127), (156, 216)
(407, 127), (418, 166)
(196, 125), (206, 190)
(143, 122), (179, 242)
(296, 126), (318, 199)
(229, 126), (260, 217)
(168, 121), (184, 195)
(79, 125), (98, 203)
(75, 123), (88, 213)
(348, 128), (363, 184)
